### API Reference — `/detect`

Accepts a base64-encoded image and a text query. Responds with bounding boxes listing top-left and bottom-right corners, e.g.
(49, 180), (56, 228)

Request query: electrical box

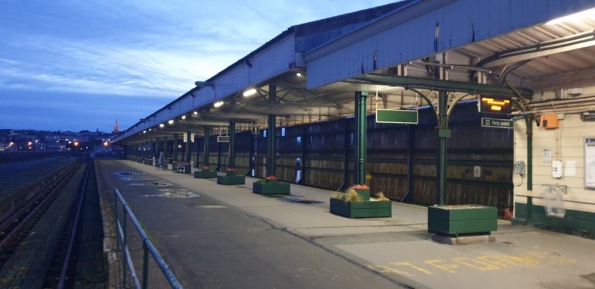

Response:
(540, 114), (560, 129)
(514, 161), (525, 174)
(552, 160), (563, 178)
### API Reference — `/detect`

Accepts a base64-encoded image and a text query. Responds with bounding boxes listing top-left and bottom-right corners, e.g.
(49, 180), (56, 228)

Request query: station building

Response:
(112, 0), (595, 236)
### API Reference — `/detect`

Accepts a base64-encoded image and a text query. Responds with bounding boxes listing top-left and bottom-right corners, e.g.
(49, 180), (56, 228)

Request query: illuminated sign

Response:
(479, 96), (511, 114)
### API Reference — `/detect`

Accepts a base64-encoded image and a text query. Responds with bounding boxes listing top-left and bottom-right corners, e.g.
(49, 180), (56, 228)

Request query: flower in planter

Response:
(352, 184), (369, 189)
(332, 188), (361, 202)
(227, 168), (236, 172)
(266, 175), (277, 180)
(203, 165), (210, 170)
(371, 191), (390, 201)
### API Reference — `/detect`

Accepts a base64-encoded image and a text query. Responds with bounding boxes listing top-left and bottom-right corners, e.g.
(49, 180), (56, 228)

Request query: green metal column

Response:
(342, 118), (350, 190)
(151, 140), (157, 161)
(437, 90), (450, 205)
(249, 131), (255, 176)
(228, 121), (236, 168)
(195, 135), (200, 168)
(161, 138), (166, 160)
(407, 124), (414, 203)
(300, 124), (306, 185)
(203, 127), (210, 167)
(267, 84), (277, 177)
(173, 134), (179, 161)
(354, 91), (367, 185)
(185, 131), (192, 163)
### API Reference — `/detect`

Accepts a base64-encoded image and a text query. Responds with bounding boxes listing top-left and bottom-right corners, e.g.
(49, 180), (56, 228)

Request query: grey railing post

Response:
(122, 207), (128, 287)
(142, 240), (150, 289)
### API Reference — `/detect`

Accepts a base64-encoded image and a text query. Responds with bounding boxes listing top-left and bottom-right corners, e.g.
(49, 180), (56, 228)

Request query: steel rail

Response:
(57, 162), (90, 288)
(0, 163), (79, 251)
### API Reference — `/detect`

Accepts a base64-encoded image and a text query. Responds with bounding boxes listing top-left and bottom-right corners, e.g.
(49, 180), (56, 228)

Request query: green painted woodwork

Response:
(354, 187), (370, 201)
(253, 181), (290, 195)
(428, 205), (498, 236)
(217, 175), (245, 185)
(513, 203), (595, 236)
(194, 170), (218, 179)
(329, 198), (392, 218)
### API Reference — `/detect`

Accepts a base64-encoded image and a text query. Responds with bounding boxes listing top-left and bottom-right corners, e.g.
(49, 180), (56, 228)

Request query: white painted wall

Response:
(514, 111), (595, 214)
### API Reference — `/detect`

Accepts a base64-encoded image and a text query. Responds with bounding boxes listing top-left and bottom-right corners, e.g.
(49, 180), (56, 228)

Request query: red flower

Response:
(352, 184), (369, 189)
(227, 168), (236, 172)
(266, 175), (277, 180)
(203, 166), (210, 169)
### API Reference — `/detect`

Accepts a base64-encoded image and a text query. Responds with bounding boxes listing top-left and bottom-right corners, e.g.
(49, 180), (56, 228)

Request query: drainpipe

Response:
(525, 116), (533, 224)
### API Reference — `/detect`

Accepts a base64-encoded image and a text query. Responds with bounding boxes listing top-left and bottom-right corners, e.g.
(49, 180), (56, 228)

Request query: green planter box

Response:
(252, 181), (290, 195)
(329, 198), (392, 218)
(354, 187), (370, 201)
(428, 205), (498, 236)
(194, 170), (218, 179)
(217, 175), (246, 185)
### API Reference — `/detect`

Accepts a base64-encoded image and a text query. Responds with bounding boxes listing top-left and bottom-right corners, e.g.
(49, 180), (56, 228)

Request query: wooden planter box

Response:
(252, 180), (290, 195)
(353, 187), (370, 201)
(329, 198), (392, 218)
(428, 205), (498, 236)
(217, 175), (246, 185)
(194, 170), (218, 179)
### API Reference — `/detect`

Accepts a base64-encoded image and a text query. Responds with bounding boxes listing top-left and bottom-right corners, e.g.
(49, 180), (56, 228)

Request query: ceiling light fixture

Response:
(168, 120), (174, 124)
(181, 115), (186, 120)
(546, 7), (595, 25)
(193, 111), (198, 115)
(159, 123), (164, 128)
(296, 72), (302, 77)
(214, 101), (224, 108)
(243, 88), (257, 97)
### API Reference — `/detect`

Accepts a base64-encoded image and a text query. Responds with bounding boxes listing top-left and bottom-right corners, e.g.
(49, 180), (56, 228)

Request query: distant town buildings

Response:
(0, 129), (119, 152)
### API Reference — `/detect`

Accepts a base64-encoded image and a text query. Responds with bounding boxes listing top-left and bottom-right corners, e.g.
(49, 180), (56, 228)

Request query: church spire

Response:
(114, 119), (119, 133)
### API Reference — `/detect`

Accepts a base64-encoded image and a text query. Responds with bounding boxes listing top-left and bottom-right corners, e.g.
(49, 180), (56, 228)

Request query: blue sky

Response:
(0, 0), (398, 132)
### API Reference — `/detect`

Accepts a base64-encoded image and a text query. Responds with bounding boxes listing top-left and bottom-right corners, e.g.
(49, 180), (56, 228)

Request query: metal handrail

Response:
(114, 188), (183, 289)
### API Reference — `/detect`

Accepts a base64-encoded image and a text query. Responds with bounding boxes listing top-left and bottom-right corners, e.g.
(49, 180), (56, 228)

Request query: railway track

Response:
(0, 159), (106, 288)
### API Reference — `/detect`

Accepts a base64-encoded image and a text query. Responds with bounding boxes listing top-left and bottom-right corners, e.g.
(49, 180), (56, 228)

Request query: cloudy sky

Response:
(0, 0), (399, 132)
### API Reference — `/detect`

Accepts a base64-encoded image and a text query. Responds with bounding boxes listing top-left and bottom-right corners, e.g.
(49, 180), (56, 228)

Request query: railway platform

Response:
(97, 159), (595, 289)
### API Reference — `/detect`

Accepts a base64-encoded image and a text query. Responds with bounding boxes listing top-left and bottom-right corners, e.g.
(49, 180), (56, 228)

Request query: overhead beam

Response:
(349, 74), (533, 98)
(526, 67), (595, 90)
(484, 40), (595, 68)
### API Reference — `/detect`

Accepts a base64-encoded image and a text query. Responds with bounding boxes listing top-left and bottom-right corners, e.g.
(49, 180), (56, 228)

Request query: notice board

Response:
(585, 137), (595, 188)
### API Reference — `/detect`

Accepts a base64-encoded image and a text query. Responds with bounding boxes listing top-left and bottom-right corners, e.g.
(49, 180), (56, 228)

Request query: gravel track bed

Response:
(0, 163), (86, 288)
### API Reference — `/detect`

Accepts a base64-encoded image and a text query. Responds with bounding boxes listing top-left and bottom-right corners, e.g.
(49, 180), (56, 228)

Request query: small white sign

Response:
(474, 166), (481, 178)
(543, 149), (552, 162)
(565, 161), (576, 176)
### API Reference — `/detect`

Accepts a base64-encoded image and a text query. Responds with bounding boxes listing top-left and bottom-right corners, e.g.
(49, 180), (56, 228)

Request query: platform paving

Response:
(97, 160), (595, 289)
